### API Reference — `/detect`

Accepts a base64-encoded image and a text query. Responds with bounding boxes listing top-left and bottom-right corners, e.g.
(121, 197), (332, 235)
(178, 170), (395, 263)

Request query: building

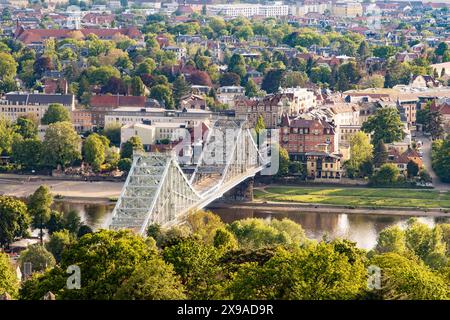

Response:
(89, 95), (146, 128)
(305, 151), (342, 180)
(207, 3), (289, 18)
(280, 114), (336, 160)
(105, 107), (213, 128)
(14, 26), (143, 50)
(387, 147), (423, 175)
(331, 2), (363, 17)
(430, 99), (450, 135)
(217, 86), (245, 108)
(0, 92), (75, 123)
(120, 122), (189, 149)
(71, 109), (93, 133)
(180, 94), (208, 110)
(410, 75), (441, 88)
(431, 62), (450, 78)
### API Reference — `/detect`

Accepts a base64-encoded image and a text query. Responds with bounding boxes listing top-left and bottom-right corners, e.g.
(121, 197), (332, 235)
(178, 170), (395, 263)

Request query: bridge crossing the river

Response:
(108, 119), (271, 235)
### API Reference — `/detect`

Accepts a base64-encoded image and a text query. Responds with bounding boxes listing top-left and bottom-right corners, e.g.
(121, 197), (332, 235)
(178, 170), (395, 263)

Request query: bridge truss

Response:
(109, 119), (268, 235)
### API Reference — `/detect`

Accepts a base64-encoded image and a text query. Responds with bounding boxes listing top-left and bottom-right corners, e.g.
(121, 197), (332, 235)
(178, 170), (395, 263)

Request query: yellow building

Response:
(332, 2), (363, 18)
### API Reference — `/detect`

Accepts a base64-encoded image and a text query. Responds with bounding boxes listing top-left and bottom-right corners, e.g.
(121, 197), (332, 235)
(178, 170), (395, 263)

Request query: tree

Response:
(120, 136), (144, 159)
(404, 219), (447, 269)
(100, 77), (127, 95)
(150, 84), (174, 110)
(189, 70), (212, 86)
(33, 56), (53, 79)
(185, 210), (225, 245)
(228, 54), (246, 78)
(406, 160), (419, 178)
(371, 163), (400, 185)
(373, 139), (388, 167)
(435, 42), (448, 57)
(19, 230), (159, 300)
(261, 69), (285, 94)
(276, 145), (290, 177)
(28, 185), (53, 244)
(41, 104), (71, 125)
(0, 252), (19, 298)
(172, 75), (192, 108)
(219, 72), (241, 86)
(15, 116), (37, 139)
(0, 117), (18, 156)
(427, 111), (444, 140)
(348, 132), (373, 172)
(213, 228), (238, 251)
(431, 138), (450, 183)
(12, 138), (43, 169)
(118, 158), (132, 172)
(229, 241), (367, 299)
(19, 244), (56, 273)
(362, 108), (405, 144)
(227, 218), (301, 249)
(46, 210), (65, 235)
(280, 71), (308, 88)
(102, 124), (122, 147)
(358, 75), (385, 89)
(42, 121), (81, 168)
(129, 76), (145, 96)
(0, 51), (17, 81)
(245, 78), (259, 98)
(163, 238), (224, 299)
(0, 196), (30, 249)
(114, 259), (186, 300)
(45, 230), (74, 263)
(64, 210), (82, 235)
(375, 226), (407, 255)
(370, 253), (448, 300)
(357, 40), (371, 59)
(84, 133), (108, 172)
(337, 62), (361, 91)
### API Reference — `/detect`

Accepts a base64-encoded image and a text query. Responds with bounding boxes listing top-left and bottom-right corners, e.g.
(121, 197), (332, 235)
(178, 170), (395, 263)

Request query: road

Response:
(419, 134), (450, 192)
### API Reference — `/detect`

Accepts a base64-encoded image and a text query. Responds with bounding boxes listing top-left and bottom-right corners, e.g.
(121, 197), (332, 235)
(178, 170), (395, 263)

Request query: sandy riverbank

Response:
(0, 177), (123, 200)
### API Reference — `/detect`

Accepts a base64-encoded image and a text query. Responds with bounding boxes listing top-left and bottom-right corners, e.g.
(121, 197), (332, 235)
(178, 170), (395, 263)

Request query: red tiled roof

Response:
(16, 27), (142, 44)
(90, 95), (146, 108)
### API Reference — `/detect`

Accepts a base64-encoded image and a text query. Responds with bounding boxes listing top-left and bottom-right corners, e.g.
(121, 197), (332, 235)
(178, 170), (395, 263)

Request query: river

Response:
(53, 201), (450, 250)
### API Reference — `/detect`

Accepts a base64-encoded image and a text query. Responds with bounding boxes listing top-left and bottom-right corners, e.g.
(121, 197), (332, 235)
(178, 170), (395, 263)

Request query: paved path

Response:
(419, 134), (450, 192)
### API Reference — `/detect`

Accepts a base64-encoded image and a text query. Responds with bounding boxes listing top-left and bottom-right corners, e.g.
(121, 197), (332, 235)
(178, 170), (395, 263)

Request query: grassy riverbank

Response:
(254, 186), (450, 209)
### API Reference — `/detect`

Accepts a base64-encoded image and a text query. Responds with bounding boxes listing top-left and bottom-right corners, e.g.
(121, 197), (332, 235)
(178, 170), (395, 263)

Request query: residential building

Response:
(71, 109), (93, 133)
(0, 92), (75, 123)
(331, 2), (363, 17)
(217, 86), (245, 108)
(280, 114), (336, 160)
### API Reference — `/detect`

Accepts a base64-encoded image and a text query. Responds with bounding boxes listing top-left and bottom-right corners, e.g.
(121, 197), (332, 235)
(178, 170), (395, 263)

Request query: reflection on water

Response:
(54, 201), (450, 250)
(53, 202), (116, 230)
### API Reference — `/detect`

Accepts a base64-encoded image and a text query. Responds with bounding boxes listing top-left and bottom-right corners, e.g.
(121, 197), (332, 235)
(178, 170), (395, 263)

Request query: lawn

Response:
(254, 187), (450, 209)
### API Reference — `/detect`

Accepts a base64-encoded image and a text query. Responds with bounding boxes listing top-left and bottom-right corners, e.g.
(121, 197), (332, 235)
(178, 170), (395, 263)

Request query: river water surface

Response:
(54, 201), (450, 250)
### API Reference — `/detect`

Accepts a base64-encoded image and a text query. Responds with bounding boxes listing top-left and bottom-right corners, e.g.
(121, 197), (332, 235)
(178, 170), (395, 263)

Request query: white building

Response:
(217, 86), (245, 108)
(105, 107), (213, 128)
(279, 87), (317, 114)
(207, 3), (289, 18)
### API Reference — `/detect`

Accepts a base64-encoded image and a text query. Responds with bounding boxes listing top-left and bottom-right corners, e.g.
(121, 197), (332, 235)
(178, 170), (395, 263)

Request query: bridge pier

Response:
(222, 178), (254, 202)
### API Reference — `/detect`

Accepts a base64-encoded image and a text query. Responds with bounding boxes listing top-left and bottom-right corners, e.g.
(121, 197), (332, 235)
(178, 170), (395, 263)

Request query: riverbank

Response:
(0, 175), (123, 200)
(254, 186), (450, 210)
(209, 201), (450, 218)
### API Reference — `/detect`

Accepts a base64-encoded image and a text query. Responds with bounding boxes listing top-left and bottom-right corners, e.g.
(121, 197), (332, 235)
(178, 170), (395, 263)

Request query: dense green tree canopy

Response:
(362, 108), (406, 144)
(0, 196), (30, 248)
